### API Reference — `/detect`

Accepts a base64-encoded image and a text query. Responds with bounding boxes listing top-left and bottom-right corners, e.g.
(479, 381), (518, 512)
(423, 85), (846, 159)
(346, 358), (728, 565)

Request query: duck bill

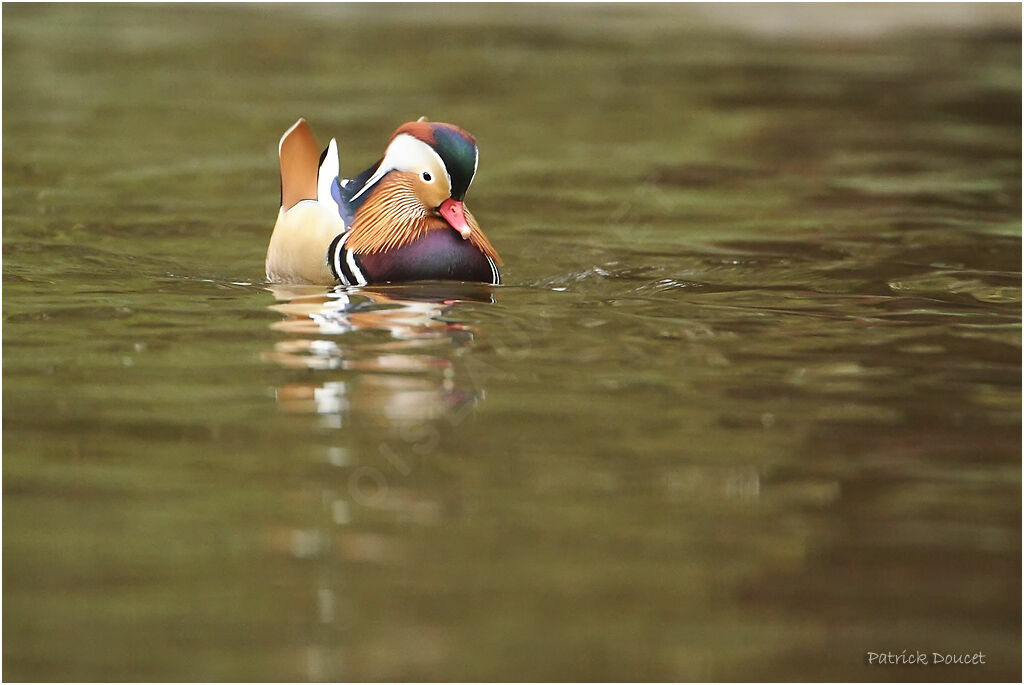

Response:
(438, 198), (472, 239)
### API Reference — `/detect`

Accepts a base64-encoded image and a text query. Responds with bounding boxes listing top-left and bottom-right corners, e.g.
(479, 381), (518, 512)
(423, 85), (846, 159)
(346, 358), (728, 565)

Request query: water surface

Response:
(3, 4), (1021, 681)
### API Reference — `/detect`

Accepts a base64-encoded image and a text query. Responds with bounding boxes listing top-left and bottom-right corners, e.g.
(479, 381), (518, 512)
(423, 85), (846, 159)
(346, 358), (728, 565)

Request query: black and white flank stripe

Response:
(327, 232), (368, 286)
(485, 255), (500, 285)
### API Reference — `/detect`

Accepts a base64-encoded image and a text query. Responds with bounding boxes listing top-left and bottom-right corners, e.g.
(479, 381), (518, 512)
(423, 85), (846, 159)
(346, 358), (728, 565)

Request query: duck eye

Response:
(421, 171), (432, 182)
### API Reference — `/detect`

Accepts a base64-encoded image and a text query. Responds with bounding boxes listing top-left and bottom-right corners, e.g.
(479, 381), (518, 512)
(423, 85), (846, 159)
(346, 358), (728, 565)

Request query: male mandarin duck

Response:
(266, 118), (501, 286)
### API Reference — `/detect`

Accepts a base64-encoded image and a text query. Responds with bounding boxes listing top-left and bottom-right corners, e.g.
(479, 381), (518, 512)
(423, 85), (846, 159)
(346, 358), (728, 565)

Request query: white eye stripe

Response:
(420, 139), (452, 191)
(350, 134), (450, 201)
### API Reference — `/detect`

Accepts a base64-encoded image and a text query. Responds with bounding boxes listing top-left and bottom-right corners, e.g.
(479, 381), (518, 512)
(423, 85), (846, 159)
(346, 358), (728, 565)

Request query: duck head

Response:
(344, 120), (499, 263)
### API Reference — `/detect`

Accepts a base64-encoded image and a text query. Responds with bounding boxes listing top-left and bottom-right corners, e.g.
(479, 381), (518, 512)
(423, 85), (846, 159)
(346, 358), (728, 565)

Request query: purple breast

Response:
(357, 229), (496, 284)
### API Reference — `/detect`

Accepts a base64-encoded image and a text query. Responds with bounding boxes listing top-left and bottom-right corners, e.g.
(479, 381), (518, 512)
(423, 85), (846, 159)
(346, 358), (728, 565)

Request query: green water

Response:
(3, 4), (1021, 681)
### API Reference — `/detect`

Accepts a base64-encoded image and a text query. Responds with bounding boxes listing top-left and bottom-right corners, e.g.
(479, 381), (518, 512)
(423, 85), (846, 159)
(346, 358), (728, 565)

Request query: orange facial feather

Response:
(344, 172), (501, 264)
(463, 209), (502, 265)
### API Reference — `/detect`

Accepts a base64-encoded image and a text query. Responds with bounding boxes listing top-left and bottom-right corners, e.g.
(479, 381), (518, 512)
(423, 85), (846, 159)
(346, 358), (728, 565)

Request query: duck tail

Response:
(278, 118), (320, 210)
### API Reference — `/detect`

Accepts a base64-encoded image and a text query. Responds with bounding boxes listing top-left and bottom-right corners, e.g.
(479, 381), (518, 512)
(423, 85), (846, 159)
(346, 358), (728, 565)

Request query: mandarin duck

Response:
(266, 118), (501, 286)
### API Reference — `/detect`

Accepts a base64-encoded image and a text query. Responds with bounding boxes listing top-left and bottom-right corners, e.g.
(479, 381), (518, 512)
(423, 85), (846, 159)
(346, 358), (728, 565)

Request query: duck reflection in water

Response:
(262, 283), (500, 680)
(263, 283), (495, 424)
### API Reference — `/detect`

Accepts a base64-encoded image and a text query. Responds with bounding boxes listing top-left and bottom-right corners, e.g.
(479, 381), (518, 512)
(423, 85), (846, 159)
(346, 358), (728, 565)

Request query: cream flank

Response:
(266, 200), (345, 284)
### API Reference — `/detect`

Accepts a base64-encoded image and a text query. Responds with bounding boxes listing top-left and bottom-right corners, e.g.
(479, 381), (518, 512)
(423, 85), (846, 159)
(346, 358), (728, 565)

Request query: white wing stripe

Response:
(318, 138), (341, 216)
